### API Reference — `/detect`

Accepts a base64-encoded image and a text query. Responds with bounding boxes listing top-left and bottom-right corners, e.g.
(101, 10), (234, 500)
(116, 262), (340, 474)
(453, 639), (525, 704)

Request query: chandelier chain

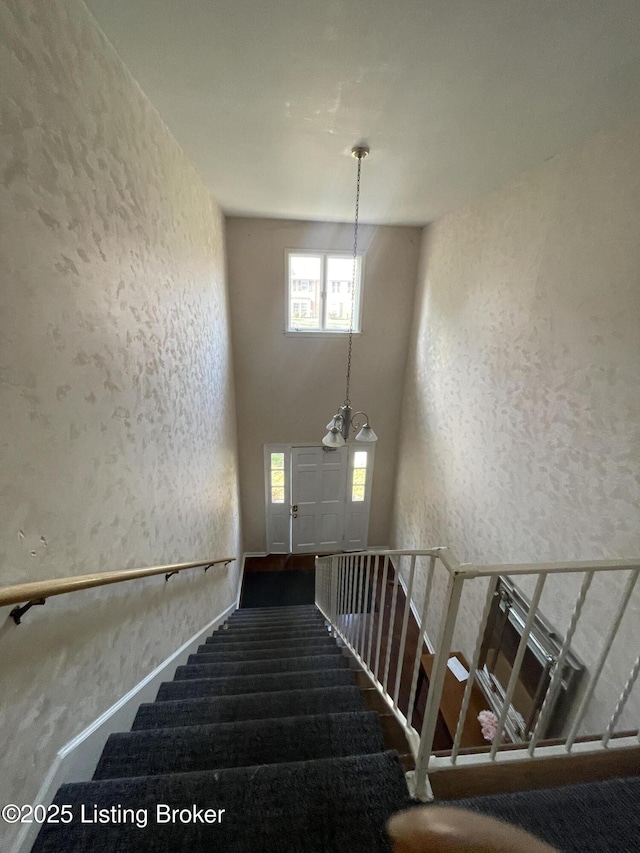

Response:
(344, 152), (362, 407)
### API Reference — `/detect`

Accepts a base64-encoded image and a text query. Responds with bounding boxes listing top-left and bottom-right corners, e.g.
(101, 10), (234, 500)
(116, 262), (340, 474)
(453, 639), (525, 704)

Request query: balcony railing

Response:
(315, 548), (640, 799)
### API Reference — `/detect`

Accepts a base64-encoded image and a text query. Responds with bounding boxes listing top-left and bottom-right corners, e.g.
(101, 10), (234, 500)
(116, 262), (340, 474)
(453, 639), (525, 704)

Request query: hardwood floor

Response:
(244, 554), (315, 573)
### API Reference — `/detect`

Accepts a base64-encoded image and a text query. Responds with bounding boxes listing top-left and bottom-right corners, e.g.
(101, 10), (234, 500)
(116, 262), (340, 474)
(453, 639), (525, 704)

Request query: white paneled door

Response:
(290, 446), (348, 554)
(265, 444), (374, 554)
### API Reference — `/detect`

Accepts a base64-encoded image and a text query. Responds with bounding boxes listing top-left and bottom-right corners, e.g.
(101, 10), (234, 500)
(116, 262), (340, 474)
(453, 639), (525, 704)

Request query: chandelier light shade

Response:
(322, 146), (378, 448)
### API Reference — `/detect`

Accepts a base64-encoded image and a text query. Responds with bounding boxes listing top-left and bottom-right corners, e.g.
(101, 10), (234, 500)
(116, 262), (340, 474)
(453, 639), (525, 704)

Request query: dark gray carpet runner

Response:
(448, 774), (640, 853)
(32, 604), (411, 852)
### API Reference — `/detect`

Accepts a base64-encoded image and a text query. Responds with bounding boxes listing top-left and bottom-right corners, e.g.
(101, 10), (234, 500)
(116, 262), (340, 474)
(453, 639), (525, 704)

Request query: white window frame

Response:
(285, 250), (364, 335)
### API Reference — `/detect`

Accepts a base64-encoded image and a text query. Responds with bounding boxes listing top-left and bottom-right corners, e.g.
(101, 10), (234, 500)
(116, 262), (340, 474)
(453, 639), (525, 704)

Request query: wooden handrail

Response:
(0, 557), (235, 612)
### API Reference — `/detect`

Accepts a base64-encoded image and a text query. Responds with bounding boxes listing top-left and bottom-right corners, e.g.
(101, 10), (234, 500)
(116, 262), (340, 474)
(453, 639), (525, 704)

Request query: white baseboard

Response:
(12, 601), (236, 853)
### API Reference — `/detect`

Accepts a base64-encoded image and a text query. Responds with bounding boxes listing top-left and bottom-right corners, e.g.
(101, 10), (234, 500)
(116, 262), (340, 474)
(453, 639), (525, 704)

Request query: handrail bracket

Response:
(10, 598), (46, 625)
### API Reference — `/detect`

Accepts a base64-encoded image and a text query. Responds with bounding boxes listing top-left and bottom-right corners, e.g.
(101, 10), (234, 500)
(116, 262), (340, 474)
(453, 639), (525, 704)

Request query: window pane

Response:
(271, 487), (285, 503)
(271, 470), (285, 487)
(352, 485), (365, 502)
(353, 451), (368, 468)
(271, 452), (285, 469)
(289, 255), (321, 330)
(327, 256), (354, 280)
(353, 468), (366, 486)
(326, 256), (359, 331)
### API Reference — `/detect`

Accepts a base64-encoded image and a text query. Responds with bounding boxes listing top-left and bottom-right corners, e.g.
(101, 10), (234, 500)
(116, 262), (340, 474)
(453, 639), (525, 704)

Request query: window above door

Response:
(286, 250), (364, 334)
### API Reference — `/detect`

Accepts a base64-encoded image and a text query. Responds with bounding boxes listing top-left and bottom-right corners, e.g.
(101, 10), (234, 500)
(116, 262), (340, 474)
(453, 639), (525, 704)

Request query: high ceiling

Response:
(85, 0), (640, 225)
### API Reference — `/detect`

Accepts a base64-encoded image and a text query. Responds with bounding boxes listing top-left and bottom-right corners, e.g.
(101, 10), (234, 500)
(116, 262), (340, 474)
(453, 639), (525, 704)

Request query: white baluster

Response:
(451, 575), (499, 764)
(566, 569), (639, 751)
(407, 555), (437, 731)
(489, 573), (547, 761)
(528, 570), (594, 754)
(394, 555), (416, 707)
(602, 653), (640, 748)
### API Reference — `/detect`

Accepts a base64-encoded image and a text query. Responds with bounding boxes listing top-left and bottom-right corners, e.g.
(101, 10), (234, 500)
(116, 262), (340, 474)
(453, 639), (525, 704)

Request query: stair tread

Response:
(33, 752), (411, 853)
(216, 624), (329, 636)
(132, 686), (367, 730)
(199, 636), (337, 652)
(177, 655), (347, 680)
(205, 628), (331, 643)
(95, 711), (385, 778)
(193, 644), (342, 661)
(237, 604), (319, 610)
(226, 615), (326, 625)
(157, 668), (354, 701)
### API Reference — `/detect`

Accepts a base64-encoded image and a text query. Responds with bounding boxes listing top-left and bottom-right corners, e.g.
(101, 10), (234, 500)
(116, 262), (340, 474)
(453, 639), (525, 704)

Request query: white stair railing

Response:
(315, 549), (640, 800)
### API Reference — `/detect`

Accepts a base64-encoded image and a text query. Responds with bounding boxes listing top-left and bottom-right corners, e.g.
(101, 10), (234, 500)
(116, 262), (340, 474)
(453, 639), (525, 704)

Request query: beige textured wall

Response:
(226, 217), (420, 552)
(392, 122), (640, 735)
(0, 0), (241, 841)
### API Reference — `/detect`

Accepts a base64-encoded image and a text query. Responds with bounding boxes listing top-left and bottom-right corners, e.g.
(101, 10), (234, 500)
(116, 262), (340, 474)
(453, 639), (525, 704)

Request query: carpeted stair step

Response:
(226, 614), (325, 627)
(132, 685), (367, 730)
(219, 622), (329, 637)
(227, 610), (325, 625)
(157, 668), (354, 701)
(177, 654), (348, 680)
(447, 775), (640, 853)
(193, 644), (342, 661)
(199, 636), (337, 654)
(236, 605), (319, 615)
(221, 622), (327, 634)
(205, 627), (331, 644)
(230, 609), (321, 623)
(33, 751), (411, 853)
(95, 711), (385, 778)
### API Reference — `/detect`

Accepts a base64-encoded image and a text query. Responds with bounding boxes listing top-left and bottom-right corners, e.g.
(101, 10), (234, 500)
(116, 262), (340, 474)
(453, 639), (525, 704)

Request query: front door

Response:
(291, 446), (348, 554)
(264, 444), (374, 554)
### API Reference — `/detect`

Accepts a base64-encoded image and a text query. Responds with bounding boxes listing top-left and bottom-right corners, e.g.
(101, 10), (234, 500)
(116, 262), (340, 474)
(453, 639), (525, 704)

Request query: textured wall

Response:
(0, 0), (241, 843)
(392, 122), (640, 736)
(226, 217), (420, 552)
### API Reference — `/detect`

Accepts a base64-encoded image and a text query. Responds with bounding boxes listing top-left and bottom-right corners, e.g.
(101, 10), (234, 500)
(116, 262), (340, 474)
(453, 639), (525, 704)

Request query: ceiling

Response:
(84, 0), (640, 225)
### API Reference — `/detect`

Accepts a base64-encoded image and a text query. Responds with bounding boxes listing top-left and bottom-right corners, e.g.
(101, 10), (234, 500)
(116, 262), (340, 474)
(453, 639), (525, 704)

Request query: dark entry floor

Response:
(240, 554), (315, 608)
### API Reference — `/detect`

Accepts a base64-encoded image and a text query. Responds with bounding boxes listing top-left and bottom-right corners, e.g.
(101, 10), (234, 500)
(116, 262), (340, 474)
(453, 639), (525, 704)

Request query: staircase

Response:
(33, 605), (412, 852)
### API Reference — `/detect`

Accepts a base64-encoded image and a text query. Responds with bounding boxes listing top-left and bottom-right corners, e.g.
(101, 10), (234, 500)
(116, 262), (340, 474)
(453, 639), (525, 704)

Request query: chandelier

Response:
(322, 146), (378, 449)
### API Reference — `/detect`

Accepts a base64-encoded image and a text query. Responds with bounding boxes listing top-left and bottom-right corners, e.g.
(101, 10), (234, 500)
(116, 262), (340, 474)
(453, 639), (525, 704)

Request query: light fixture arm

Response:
(350, 411), (371, 431)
